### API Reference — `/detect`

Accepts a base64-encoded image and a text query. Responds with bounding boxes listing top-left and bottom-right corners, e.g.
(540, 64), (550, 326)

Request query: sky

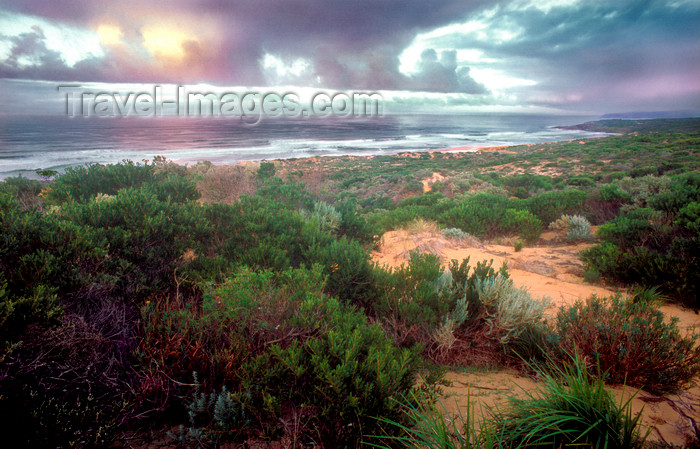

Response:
(0, 0), (699, 115)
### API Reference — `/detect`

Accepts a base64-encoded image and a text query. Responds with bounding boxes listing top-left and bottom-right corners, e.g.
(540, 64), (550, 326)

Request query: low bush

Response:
(513, 238), (524, 252)
(502, 173), (554, 196)
(138, 265), (420, 446)
(300, 200), (342, 233)
(583, 218), (698, 305)
(438, 193), (510, 237)
(475, 274), (550, 357)
(257, 309), (420, 445)
(583, 174), (699, 305)
(47, 160), (157, 203)
(176, 377), (251, 446)
(586, 183), (631, 223)
(59, 186), (210, 301)
(442, 227), (467, 240)
(549, 214), (593, 241)
(552, 294), (700, 393)
(374, 253), (546, 363)
(374, 252), (452, 347)
(335, 198), (375, 244)
(521, 189), (587, 226)
(503, 208), (542, 243)
(303, 235), (377, 310)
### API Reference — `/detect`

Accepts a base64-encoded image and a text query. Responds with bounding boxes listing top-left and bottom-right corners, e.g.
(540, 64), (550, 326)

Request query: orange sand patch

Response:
(439, 145), (517, 154)
(438, 368), (539, 420)
(421, 172), (446, 192)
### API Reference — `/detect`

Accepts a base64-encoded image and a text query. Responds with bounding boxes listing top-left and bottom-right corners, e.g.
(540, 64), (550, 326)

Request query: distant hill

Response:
(600, 110), (700, 120)
(557, 117), (700, 134)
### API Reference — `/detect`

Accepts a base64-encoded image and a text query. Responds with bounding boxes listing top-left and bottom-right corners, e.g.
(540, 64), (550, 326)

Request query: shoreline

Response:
(180, 134), (613, 168)
(209, 138), (593, 169)
(196, 141), (544, 169)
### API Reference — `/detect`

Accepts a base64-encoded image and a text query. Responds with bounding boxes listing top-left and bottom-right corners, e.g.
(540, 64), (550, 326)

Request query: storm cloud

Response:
(0, 0), (698, 112)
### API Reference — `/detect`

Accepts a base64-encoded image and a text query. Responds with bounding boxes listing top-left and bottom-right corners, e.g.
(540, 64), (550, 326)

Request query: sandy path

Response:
(421, 172), (446, 193)
(372, 228), (700, 446)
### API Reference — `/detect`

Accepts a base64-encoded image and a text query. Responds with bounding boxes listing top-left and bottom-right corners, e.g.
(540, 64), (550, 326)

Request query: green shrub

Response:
(521, 189), (587, 225)
(567, 175), (596, 188)
(397, 192), (445, 208)
(438, 193), (511, 237)
(255, 177), (314, 210)
(596, 208), (660, 248)
(336, 198), (375, 244)
(303, 235), (377, 309)
(368, 206), (424, 233)
(59, 187), (210, 300)
(402, 179), (424, 194)
(140, 265), (420, 446)
(513, 239), (524, 252)
(260, 313), (420, 445)
(677, 201), (700, 232)
(552, 294), (700, 393)
(48, 161), (157, 203)
(374, 252), (450, 340)
(0, 195), (109, 302)
(647, 172), (700, 213)
(583, 194), (698, 304)
(503, 208), (542, 243)
(374, 254), (520, 363)
(147, 173), (201, 203)
(0, 282), (61, 351)
(502, 174), (554, 196)
(600, 183), (632, 203)
(257, 161), (276, 181)
(211, 195), (307, 271)
(613, 175), (668, 209)
(583, 269), (602, 283)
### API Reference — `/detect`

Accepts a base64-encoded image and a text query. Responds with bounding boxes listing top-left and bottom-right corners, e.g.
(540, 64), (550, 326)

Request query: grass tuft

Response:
(492, 352), (649, 449)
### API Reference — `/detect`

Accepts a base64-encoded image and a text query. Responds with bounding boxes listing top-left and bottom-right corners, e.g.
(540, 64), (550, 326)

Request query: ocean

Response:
(0, 114), (604, 179)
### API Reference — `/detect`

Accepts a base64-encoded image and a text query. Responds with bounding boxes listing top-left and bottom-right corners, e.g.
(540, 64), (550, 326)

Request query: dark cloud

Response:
(0, 26), (102, 80)
(0, 0), (491, 91)
(421, 0), (700, 110)
(408, 49), (486, 93)
(0, 0), (698, 111)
